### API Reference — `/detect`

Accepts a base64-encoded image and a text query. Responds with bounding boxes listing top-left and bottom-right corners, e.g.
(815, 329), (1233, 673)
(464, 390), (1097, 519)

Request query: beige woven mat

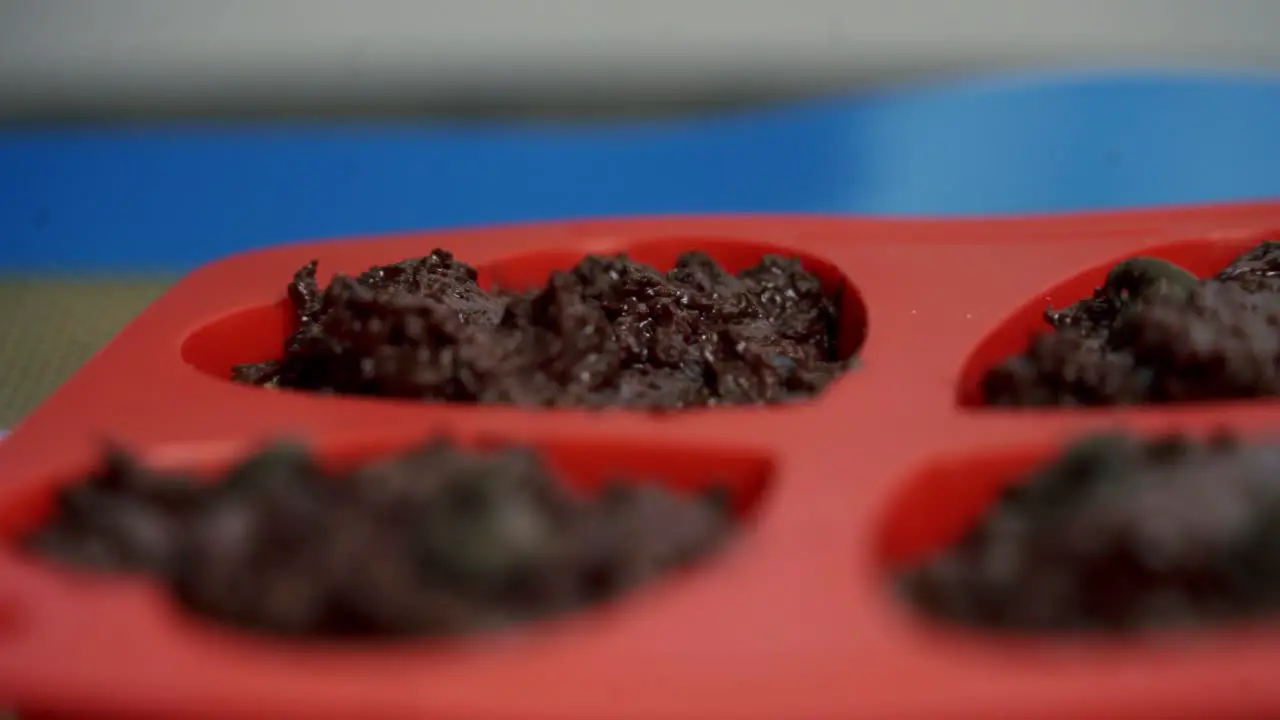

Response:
(0, 279), (175, 428)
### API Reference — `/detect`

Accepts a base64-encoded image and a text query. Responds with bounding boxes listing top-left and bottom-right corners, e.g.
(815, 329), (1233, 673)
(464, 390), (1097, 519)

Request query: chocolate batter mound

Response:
(24, 440), (733, 638)
(981, 240), (1280, 406)
(899, 432), (1280, 631)
(231, 249), (851, 408)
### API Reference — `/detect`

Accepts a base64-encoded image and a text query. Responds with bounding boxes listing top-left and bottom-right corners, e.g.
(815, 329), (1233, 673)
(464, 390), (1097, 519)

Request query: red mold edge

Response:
(955, 235), (1277, 408)
(180, 235), (868, 393)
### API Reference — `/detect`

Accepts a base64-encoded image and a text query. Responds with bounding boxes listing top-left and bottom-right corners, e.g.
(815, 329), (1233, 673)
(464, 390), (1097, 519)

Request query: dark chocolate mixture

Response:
(232, 250), (851, 408)
(25, 440), (733, 638)
(982, 240), (1280, 406)
(899, 433), (1280, 631)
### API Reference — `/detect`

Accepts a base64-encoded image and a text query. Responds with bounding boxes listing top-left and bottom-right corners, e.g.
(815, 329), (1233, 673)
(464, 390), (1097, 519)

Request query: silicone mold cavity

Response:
(877, 427), (1279, 622)
(181, 235), (866, 395)
(875, 444), (1051, 572)
(0, 434), (774, 717)
(956, 235), (1278, 408)
(181, 299), (294, 384)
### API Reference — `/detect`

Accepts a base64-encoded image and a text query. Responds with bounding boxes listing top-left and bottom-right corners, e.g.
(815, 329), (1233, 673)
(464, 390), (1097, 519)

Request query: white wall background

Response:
(3, 0), (1280, 116)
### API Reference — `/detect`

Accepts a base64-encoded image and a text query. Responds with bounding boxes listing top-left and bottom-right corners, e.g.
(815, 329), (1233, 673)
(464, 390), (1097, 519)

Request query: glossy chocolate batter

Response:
(233, 250), (852, 408)
(982, 240), (1280, 406)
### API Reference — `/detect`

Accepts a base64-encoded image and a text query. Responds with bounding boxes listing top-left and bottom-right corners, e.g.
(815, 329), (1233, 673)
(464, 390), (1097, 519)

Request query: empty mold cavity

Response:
(878, 445), (1052, 574)
(956, 236), (1280, 408)
(880, 431), (1280, 633)
(5, 435), (773, 641)
(182, 237), (866, 409)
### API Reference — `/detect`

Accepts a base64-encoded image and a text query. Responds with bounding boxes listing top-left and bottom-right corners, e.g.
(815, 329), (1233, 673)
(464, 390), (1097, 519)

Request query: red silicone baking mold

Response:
(2, 201), (1280, 720)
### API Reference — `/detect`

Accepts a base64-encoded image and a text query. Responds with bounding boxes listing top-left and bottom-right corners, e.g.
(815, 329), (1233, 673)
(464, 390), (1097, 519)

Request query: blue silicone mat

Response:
(3, 70), (1280, 274)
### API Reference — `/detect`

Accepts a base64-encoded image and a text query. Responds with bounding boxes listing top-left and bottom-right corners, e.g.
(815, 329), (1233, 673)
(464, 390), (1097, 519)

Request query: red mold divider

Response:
(2, 203), (1280, 719)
